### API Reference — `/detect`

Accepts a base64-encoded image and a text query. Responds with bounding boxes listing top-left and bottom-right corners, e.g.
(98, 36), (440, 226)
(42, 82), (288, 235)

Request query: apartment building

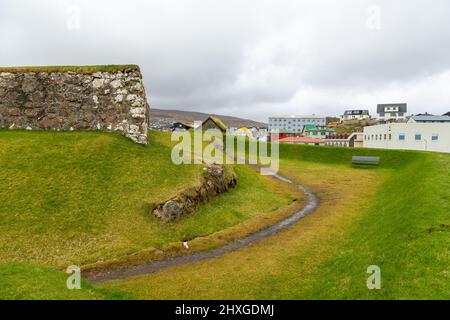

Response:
(268, 115), (326, 134)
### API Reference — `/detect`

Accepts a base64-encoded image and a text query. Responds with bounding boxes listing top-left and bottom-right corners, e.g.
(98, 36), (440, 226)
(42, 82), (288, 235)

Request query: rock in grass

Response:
(160, 200), (184, 222)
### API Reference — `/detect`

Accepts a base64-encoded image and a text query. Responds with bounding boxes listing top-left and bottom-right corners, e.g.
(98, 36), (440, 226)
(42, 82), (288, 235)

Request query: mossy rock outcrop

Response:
(153, 164), (237, 222)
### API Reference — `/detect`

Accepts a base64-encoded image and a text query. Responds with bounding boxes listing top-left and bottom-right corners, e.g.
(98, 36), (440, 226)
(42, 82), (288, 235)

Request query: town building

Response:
(407, 114), (450, 123)
(276, 136), (325, 146)
(268, 115), (326, 134)
(201, 116), (228, 132)
(363, 123), (450, 153)
(377, 103), (408, 122)
(229, 127), (268, 140)
(323, 132), (364, 148)
(169, 122), (193, 132)
(340, 110), (370, 122)
(149, 118), (175, 131)
(301, 124), (336, 139)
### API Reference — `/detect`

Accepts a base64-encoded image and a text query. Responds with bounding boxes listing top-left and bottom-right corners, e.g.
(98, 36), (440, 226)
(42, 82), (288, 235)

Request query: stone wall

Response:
(0, 66), (149, 144)
(153, 164), (237, 222)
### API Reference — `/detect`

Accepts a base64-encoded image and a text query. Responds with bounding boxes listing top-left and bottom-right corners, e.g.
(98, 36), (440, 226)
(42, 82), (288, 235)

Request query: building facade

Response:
(363, 123), (450, 153)
(377, 103), (408, 122)
(340, 110), (370, 122)
(201, 116), (228, 132)
(324, 132), (364, 148)
(276, 136), (325, 146)
(302, 124), (336, 139)
(268, 115), (326, 134)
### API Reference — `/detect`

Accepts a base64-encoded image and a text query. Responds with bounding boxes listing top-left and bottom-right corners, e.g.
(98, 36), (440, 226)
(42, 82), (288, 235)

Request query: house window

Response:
(389, 134), (392, 140)
(415, 134), (421, 141)
(432, 134), (439, 141)
(399, 133), (405, 141)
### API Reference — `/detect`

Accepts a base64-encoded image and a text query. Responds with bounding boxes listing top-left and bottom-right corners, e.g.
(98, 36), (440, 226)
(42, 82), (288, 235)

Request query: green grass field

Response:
(0, 130), (294, 272)
(1, 130), (449, 299)
(102, 144), (450, 300)
(0, 262), (128, 300)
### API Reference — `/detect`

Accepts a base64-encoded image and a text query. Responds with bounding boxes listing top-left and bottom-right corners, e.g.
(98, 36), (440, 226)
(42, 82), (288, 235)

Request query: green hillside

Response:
(0, 130), (294, 270)
(104, 144), (450, 300)
(1, 130), (448, 299)
(0, 262), (128, 300)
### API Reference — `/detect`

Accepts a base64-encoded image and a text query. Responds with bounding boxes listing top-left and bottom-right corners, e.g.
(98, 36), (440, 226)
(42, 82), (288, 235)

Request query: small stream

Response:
(87, 172), (319, 283)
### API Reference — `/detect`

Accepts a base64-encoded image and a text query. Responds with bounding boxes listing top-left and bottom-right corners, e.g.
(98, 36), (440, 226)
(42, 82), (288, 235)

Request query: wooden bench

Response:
(352, 156), (380, 166)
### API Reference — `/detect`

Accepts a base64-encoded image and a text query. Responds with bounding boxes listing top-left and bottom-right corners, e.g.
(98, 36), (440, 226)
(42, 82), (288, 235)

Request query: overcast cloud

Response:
(1, 0), (450, 121)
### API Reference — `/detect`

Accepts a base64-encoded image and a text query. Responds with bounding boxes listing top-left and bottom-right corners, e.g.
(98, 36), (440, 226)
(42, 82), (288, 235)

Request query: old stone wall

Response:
(153, 164), (237, 222)
(0, 67), (149, 144)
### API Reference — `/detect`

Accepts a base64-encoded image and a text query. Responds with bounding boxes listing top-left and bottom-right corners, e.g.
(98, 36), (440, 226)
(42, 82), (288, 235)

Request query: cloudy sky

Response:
(1, 0), (450, 121)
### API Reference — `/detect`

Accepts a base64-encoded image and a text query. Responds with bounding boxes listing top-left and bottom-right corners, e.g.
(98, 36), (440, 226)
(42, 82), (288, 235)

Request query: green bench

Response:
(352, 156), (380, 166)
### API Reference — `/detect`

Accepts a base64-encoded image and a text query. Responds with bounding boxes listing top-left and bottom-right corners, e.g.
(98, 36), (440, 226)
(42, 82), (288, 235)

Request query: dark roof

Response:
(415, 112), (434, 116)
(170, 122), (193, 130)
(444, 111), (450, 117)
(412, 115), (450, 122)
(343, 110), (369, 115)
(377, 103), (407, 113)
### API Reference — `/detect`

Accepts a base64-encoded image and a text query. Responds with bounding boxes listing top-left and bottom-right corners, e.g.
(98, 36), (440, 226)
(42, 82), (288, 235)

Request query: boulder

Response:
(159, 200), (184, 222)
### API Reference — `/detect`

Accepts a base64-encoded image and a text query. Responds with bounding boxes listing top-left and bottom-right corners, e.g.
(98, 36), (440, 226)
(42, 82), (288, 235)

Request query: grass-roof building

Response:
(201, 116), (228, 132)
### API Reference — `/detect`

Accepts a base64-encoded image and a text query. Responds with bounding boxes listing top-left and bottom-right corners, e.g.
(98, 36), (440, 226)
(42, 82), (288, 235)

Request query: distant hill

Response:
(149, 108), (267, 128)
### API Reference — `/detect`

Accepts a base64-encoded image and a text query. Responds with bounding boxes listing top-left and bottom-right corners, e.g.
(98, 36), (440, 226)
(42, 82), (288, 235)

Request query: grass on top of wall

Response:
(0, 65), (140, 74)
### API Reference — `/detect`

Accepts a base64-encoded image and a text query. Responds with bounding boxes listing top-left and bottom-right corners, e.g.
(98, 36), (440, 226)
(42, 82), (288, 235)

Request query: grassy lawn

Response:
(1, 130), (448, 299)
(0, 130), (294, 273)
(102, 145), (450, 299)
(0, 262), (128, 300)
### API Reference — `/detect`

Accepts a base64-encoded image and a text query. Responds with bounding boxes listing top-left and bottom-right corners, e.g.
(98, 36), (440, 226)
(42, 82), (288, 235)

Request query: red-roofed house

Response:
(275, 136), (325, 146)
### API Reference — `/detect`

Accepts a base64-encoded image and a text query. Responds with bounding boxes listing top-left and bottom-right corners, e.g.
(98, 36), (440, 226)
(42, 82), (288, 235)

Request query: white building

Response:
(324, 132), (364, 148)
(340, 110), (370, 122)
(363, 123), (450, 153)
(268, 115), (326, 133)
(377, 103), (408, 122)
